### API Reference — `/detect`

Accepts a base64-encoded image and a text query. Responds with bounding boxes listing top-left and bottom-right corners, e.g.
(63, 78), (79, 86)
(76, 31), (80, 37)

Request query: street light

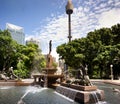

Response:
(66, 0), (73, 42)
(110, 64), (113, 80)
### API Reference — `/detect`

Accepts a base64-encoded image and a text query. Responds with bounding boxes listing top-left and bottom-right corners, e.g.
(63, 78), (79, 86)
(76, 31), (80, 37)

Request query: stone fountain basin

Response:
(42, 68), (57, 74)
(56, 84), (104, 104)
(33, 74), (64, 87)
(0, 80), (31, 86)
(61, 82), (97, 91)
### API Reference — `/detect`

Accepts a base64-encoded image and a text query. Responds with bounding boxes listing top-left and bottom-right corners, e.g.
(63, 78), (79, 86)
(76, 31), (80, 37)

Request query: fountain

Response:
(56, 65), (105, 104)
(0, 82), (119, 104)
(17, 86), (47, 104)
(56, 1), (105, 103)
(0, 41), (119, 104)
(0, 67), (20, 81)
(33, 40), (63, 87)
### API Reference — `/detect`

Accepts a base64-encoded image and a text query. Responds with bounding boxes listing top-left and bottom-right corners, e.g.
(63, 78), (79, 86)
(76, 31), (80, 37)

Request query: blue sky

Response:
(0, 0), (120, 60)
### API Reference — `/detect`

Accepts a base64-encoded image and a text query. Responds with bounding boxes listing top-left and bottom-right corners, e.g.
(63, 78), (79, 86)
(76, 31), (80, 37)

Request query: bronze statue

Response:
(78, 64), (92, 86)
(49, 40), (52, 54)
(46, 40), (53, 68)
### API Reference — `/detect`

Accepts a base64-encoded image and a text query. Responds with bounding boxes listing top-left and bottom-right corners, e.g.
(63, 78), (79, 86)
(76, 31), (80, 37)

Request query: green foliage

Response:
(14, 69), (29, 78)
(52, 62), (58, 68)
(0, 30), (17, 71)
(15, 42), (46, 77)
(0, 29), (46, 78)
(57, 24), (120, 79)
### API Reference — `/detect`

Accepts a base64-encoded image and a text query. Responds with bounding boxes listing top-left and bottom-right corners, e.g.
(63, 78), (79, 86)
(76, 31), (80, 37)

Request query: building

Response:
(26, 38), (42, 51)
(6, 23), (25, 45)
(26, 38), (40, 46)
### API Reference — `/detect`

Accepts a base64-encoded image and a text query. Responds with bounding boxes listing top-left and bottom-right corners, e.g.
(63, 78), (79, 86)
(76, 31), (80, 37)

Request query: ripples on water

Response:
(93, 82), (120, 104)
(0, 86), (78, 104)
(0, 82), (120, 104)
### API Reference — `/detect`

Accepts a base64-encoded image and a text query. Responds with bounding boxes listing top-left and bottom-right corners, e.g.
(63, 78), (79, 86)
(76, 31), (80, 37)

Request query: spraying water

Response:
(17, 99), (26, 104)
(17, 85), (47, 104)
(90, 90), (108, 104)
(91, 91), (100, 104)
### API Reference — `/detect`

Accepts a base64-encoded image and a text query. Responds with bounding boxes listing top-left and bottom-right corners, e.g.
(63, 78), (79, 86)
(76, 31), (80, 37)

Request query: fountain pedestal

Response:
(56, 83), (104, 104)
(33, 72), (63, 87)
(55, 65), (105, 103)
(56, 64), (105, 103)
(33, 53), (63, 87)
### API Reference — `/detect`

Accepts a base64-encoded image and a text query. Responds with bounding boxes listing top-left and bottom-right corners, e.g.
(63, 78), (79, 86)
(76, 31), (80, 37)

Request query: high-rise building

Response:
(26, 38), (41, 49)
(26, 38), (40, 46)
(6, 23), (25, 45)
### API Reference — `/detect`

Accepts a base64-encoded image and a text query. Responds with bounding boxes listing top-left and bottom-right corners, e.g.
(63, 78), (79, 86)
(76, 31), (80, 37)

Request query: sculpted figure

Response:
(49, 40), (52, 54)
(79, 64), (92, 86)
(46, 40), (53, 68)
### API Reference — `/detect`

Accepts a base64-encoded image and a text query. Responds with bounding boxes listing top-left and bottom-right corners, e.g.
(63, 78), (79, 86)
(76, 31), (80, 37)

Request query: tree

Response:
(0, 30), (46, 78)
(0, 30), (17, 71)
(112, 24), (120, 45)
(12, 42), (46, 78)
(57, 24), (120, 79)
(57, 39), (86, 69)
(24, 42), (46, 75)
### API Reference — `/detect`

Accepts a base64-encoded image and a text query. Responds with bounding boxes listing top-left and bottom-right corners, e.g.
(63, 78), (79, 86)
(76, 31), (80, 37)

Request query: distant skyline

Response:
(6, 23), (25, 45)
(0, 0), (120, 59)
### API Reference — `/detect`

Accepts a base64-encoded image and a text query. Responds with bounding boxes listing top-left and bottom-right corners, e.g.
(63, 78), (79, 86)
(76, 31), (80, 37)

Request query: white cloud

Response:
(115, 2), (120, 6)
(25, 34), (35, 41)
(97, 9), (120, 29)
(25, 0), (120, 61)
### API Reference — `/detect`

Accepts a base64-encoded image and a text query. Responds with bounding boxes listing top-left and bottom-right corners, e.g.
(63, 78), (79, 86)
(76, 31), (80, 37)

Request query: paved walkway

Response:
(22, 78), (34, 83)
(22, 79), (120, 86)
(0, 79), (34, 86)
(0, 79), (120, 86)
(90, 79), (120, 86)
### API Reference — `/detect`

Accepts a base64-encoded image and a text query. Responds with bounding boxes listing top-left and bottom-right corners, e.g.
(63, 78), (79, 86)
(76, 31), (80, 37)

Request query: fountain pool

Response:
(0, 86), (79, 104)
(0, 82), (119, 104)
(93, 82), (120, 104)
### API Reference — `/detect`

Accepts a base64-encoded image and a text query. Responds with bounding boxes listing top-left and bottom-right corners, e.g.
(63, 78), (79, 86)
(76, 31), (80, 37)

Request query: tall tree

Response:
(0, 30), (46, 78)
(0, 30), (17, 71)
(57, 24), (120, 78)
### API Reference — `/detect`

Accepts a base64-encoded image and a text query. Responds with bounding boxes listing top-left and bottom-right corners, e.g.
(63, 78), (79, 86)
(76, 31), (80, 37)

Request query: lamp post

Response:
(110, 64), (113, 80)
(66, 0), (73, 42)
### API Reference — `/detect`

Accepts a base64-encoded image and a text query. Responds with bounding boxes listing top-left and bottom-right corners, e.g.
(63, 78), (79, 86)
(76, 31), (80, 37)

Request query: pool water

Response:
(0, 86), (79, 104)
(0, 82), (120, 104)
(93, 82), (120, 104)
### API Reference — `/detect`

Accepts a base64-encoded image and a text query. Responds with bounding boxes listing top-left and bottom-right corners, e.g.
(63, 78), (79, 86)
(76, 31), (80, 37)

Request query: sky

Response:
(0, 0), (120, 60)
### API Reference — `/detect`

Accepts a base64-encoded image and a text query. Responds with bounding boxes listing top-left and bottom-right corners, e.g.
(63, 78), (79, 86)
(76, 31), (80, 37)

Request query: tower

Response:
(66, 0), (73, 42)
